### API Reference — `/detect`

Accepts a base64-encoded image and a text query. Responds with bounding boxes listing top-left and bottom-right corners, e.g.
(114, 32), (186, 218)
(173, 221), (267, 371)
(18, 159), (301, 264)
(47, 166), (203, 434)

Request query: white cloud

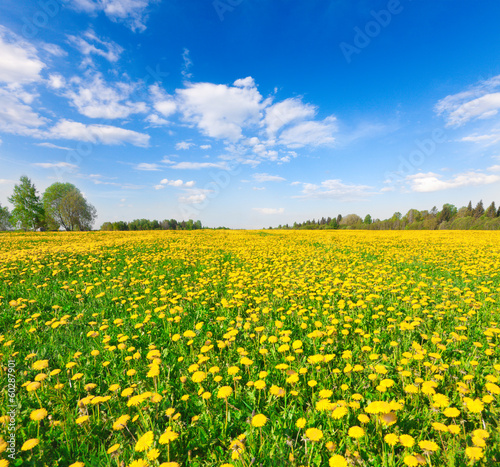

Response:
(252, 187), (266, 191)
(176, 141), (195, 150)
(279, 116), (337, 148)
(461, 129), (500, 146)
(35, 142), (72, 150)
(155, 178), (195, 189)
(0, 179), (15, 185)
(252, 208), (284, 215)
(178, 188), (212, 204)
(488, 165), (500, 172)
(145, 114), (170, 126)
(33, 162), (78, 170)
(176, 77), (264, 141)
(253, 173), (286, 182)
(200, 144), (211, 150)
(65, 73), (146, 119)
(49, 119), (150, 147)
(182, 48), (192, 79)
(0, 26), (44, 84)
(0, 88), (46, 135)
(150, 84), (177, 117)
(47, 74), (65, 90)
(135, 163), (160, 171)
(68, 30), (123, 62)
(167, 161), (227, 170)
(67, 0), (158, 32)
(294, 179), (373, 200)
(264, 98), (316, 139)
(406, 171), (500, 192)
(436, 75), (500, 127)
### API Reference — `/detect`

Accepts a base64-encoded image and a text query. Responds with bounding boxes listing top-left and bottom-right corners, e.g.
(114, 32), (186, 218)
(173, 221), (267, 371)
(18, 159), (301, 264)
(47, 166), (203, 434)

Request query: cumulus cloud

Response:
(252, 207), (284, 214)
(0, 88), (46, 135)
(252, 173), (286, 182)
(294, 179), (373, 200)
(67, 0), (159, 32)
(49, 119), (150, 147)
(65, 73), (147, 119)
(435, 75), (500, 127)
(264, 98), (316, 139)
(154, 178), (195, 189)
(406, 171), (500, 192)
(135, 163), (161, 171)
(176, 77), (264, 141)
(150, 84), (177, 118)
(176, 141), (195, 150)
(0, 26), (45, 84)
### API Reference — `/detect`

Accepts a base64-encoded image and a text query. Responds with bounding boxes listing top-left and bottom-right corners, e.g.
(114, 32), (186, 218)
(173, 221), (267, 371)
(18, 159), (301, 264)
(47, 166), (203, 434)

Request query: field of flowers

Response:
(0, 230), (499, 467)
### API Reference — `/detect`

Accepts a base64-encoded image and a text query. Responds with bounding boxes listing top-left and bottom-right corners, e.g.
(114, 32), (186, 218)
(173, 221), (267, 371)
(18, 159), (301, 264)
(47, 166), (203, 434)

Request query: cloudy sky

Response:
(1, 0), (500, 228)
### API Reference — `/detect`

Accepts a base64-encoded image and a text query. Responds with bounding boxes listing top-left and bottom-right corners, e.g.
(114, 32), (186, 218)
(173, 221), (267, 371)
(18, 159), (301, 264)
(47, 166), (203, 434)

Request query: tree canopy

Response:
(8, 176), (45, 231)
(43, 182), (97, 231)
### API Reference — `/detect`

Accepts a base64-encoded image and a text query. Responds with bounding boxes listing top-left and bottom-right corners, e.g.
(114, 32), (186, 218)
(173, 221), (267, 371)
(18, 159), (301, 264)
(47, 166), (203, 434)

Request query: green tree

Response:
(43, 182), (97, 231)
(485, 201), (496, 218)
(8, 176), (45, 231)
(363, 214), (372, 225)
(473, 200), (484, 218)
(0, 203), (11, 230)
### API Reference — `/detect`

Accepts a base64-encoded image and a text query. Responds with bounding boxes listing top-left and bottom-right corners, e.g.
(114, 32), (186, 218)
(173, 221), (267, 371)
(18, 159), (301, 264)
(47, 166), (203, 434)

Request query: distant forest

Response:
(100, 218), (204, 231)
(270, 200), (500, 230)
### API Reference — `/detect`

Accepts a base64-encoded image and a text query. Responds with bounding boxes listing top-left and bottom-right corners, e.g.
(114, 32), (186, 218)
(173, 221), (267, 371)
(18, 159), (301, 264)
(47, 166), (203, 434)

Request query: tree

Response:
(465, 201), (473, 216)
(363, 214), (372, 225)
(473, 200), (484, 218)
(0, 203), (11, 231)
(43, 182), (96, 231)
(437, 204), (457, 224)
(485, 201), (496, 218)
(8, 176), (45, 231)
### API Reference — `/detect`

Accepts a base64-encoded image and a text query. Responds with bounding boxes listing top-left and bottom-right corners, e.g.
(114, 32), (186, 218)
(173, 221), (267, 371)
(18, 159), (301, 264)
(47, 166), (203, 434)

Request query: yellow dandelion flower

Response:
(21, 438), (39, 451)
(217, 386), (233, 399)
(251, 414), (267, 427)
(348, 426), (365, 438)
(418, 440), (439, 452)
(135, 431), (154, 452)
(305, 428), (323, 442)
(159, 427), (179, 444)
(30, 408), (48, 421)
(107, 443), (121, 454)
(329, 455), (348, 467)
(384, 434), (399, 446)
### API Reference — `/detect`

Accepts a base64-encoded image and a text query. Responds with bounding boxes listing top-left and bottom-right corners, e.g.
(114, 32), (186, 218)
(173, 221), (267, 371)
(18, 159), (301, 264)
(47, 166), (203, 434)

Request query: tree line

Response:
(0, 176), (96, 231)
(100, 219), (203, 231)
(270, 200), (500, 230)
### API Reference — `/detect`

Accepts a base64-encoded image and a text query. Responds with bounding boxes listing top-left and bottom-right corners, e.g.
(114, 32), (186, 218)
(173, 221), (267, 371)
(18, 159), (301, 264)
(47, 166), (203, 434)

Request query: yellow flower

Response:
(399, 434), (415, 447)
(403, 455), (419, 467)
(107, 443), (120, 454)
(464, 397), (484, 413)
(30, 408), (48, 421)
(113, 415), (130, 431)
(69, 463), (85, 467)
(432, 422), (448, 433)
(159, 427), (179, 444)
(217, 386), (233, 399)
(32, 360), (49, 370)
(75, 415), (89, 425)
(21, 438), (39, 451)
(135, 431), (154, 452)
(418, 440), (439, 452)
(348, 426), (365, 439)
(147, 448), (160, 460)
(384, 434), (399, 446)
(192, 371), (206, 383)
(329, 455), (348, 467)
(251, 414), (267, 427)
(358, 414), (370, 424)
(305, 428), (323, 442)
(443, 407), (460, 418)
(296, 418), (306, 429)
(465, 447), (484, 461)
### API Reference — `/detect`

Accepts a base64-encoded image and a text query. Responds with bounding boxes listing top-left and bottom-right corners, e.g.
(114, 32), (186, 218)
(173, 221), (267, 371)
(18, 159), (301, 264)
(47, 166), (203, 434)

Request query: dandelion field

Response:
(1, 230), (499, 467)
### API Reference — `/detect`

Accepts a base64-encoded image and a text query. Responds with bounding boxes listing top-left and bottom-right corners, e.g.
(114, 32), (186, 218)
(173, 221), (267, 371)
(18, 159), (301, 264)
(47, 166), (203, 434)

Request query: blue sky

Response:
(1, 0), (500, 228)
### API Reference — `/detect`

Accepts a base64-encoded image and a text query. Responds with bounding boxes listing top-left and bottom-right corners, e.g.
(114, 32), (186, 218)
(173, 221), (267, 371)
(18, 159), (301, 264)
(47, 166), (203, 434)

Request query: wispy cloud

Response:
(253, 172), (285, 182)
(252, 207), (284, 214)
(406, 170), (500, 192)
(293, 179), (373, 200)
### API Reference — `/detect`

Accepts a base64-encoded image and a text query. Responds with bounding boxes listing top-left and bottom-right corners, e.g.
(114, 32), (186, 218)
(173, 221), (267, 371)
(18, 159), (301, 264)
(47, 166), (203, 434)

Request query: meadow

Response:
(0, 230), (499, 467)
